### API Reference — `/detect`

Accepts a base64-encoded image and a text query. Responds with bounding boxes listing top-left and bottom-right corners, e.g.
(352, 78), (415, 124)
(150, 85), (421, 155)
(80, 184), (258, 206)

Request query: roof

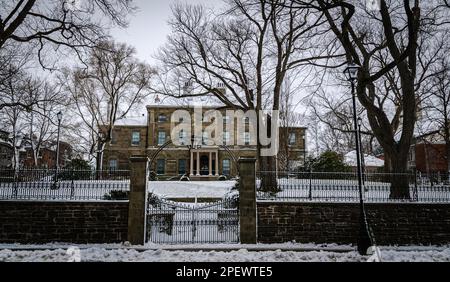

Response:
(115, 116), (147, 127)
(344, 150), (384, 167)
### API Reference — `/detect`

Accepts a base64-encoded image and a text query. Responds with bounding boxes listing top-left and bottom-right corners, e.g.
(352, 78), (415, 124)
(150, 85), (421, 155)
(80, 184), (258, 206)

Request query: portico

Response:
(189, 147), (219, 177)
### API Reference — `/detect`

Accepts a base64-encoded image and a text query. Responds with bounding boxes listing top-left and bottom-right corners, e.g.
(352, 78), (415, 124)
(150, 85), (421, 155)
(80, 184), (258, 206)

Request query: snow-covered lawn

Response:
(149, 181), (236, 199)
(0, 243), (449, 262)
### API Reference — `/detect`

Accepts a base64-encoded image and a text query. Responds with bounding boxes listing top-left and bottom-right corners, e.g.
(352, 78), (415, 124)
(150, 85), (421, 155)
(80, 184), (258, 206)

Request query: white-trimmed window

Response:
(109, 159), (118, 170)
(179, 129), (187, 145)
(289, 132), (296, 145)
(222, 159), (231, 175)
(158, 114), (167, 122)
(223, 131), (230, 144)
(131, 131), (140, 146)
(158, 131), (166, 145)
(156, 159), (165, 175)
(243, 132), (250, 145)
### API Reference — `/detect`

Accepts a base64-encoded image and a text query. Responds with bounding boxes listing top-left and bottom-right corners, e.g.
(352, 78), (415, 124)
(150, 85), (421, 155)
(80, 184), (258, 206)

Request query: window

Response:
(158, 131), (166, 145)
(158, 114), (167, 122)
(178, 159), (187, 175)
(289, 132), (296, 145)
(223, 131), (230, 145)
(179, 129), (187, 145)
(243, 116), (250, 125)
(222, 159), (231, 175)
(131, 131), (140, 146)
(243, 132), (250, 145)
(202, 131), (209, 145)
(109, 159), (118, 170)
(223, 115), (230, 124)
(156, 159), (165, 175)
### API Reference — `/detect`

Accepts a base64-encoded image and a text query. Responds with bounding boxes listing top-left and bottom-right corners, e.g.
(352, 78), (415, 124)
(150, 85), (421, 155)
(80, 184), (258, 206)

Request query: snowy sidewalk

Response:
(0, 243), (449, 262)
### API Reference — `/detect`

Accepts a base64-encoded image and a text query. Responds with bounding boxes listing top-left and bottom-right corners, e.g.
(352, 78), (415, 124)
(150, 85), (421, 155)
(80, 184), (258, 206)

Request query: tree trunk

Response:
(259, 115), (279, 193)
(389, 152), (411, 199)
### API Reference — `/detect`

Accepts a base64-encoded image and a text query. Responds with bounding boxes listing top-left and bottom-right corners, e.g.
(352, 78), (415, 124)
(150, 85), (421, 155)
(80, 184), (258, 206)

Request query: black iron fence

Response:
(257, 171), (450, 203)
(0, 169), (130, 201)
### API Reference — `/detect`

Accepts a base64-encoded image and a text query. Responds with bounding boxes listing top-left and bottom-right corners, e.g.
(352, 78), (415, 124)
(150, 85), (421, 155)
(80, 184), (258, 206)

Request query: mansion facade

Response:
(103, 105), (307, 179)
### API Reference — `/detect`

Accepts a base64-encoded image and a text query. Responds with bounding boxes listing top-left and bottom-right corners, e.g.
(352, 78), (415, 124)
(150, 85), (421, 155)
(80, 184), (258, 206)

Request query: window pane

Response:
(158, 114), (167, 122)
(289, 133), (296, 145)
(158, 131), (166, 145)
(222, 159), (230, 175)
(109, 159), (117, 170)
(223, 132), (230, 144)
(157, 159), (165, 174)
(178, 159), (186, 175)
(131, 131), (140, 145)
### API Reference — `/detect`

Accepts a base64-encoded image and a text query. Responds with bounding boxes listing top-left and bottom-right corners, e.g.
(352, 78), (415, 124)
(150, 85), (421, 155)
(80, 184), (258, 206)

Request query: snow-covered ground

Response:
(149, 181), (236, 199)
(0, 243), (449, 262)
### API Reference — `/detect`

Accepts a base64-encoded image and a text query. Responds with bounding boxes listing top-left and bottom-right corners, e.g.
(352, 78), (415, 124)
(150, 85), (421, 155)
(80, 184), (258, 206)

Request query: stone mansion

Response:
(103, 104), (307, 179)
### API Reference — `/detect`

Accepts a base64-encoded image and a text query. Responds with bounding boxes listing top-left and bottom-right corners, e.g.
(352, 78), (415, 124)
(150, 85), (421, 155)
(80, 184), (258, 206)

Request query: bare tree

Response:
(0, 0), (135, 68)
(24, 79), (64, 168)
(421, 56), (450, 174)
(292, 0), (450, 198)
(63, 40), (153, 169)
(154, 0), (335, 191)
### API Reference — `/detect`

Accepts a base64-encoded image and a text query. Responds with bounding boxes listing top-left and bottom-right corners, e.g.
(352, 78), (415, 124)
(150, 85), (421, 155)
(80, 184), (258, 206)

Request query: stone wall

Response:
(257, 201), (450, 245)
(0, 201), (129, 244)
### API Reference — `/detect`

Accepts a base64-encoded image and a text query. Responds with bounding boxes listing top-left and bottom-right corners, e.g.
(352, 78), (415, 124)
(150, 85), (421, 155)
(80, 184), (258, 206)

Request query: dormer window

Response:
(158, 114), (167, 122)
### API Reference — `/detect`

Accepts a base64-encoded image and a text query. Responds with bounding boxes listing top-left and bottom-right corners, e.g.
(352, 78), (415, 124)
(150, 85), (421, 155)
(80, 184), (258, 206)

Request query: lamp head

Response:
(344, 62), (360, 81)
(57, 111), (63, 122)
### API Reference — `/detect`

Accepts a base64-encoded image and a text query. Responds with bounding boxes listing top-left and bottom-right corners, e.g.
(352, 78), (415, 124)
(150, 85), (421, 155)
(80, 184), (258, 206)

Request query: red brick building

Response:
(409, 143), (448, 173)
(20, 141), (73, 169)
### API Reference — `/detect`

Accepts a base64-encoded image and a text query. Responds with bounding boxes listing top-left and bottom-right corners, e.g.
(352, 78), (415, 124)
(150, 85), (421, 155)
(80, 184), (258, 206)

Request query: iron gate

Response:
(146, 196), (239, 244)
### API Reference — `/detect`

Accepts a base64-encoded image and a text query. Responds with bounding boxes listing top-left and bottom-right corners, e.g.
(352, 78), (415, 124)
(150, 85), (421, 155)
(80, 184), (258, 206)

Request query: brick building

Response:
(0, 130), (13, 169)
(103, 104), (307, 179)
(20, 141), (73, 169)
(409, 142), (448, 173)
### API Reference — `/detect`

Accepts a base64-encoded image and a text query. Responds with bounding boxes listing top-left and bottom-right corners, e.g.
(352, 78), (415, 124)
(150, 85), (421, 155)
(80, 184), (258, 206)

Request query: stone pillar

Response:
(238, 157), (257, 244)
(209, 151), (212, 175)
(190, 150), (194, 176)
(128, 156), (148, 245)
(215, 151), (219, 176)
(196, 151), (200, 176)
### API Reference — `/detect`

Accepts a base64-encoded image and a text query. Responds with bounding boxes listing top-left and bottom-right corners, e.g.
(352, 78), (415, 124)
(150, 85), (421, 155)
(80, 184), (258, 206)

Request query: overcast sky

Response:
(110, 0), (224, 65)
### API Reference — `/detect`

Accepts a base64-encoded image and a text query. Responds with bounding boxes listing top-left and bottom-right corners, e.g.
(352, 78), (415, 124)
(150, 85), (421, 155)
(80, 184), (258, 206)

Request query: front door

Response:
(200, 155), (209, 175)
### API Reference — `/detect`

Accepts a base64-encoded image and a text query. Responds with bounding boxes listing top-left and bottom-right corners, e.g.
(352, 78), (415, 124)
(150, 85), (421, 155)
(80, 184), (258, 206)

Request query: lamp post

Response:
(357, 117), (366, 186)
(52, 111), (63, 190)
(343, 62), (372, 255)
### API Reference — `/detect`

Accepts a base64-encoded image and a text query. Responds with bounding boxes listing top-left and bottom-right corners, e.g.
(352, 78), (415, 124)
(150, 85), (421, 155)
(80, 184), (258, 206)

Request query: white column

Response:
(215, 151), (219, 176)
(196, 151), (200, 176)
(209, 151), (212, 176)
(190, 150), (193, 176)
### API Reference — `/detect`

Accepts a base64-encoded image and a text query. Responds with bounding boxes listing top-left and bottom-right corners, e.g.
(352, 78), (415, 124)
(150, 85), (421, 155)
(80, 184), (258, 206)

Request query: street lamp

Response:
(357, 117), (366, 186)
(344, 62), (372, 255)
(51, 111), (63, 190)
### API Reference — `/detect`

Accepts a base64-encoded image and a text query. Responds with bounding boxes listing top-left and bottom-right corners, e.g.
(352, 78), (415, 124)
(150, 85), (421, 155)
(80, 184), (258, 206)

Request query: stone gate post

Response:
(238, 157), (257, 244)
(127, 156), (148, 245)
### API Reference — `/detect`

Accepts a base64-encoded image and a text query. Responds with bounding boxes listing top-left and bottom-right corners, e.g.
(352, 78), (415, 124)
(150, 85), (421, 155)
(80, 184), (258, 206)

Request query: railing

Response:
(0, 169), (130, 201)
(256, 171), (450, 203)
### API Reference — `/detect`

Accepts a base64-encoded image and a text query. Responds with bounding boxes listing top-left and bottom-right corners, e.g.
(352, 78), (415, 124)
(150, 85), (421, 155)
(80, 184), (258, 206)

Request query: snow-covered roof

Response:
(115, 116), (147, 126)
(344, 150), (384, 167)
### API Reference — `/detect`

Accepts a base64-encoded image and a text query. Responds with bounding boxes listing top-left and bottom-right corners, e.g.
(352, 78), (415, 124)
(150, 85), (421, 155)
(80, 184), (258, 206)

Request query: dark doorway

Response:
(200, 155), (209, 175)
